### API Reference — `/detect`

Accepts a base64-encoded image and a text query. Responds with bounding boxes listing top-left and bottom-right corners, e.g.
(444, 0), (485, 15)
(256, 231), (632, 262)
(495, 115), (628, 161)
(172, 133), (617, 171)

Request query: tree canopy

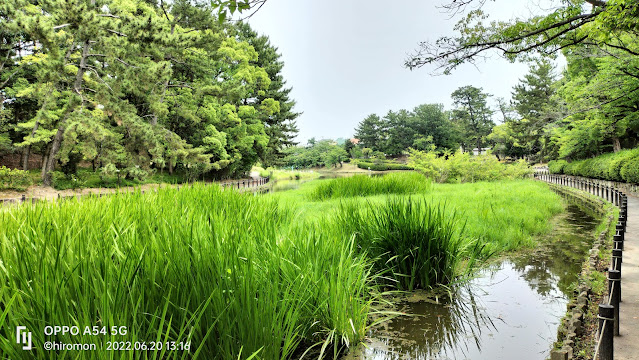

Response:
(353, 104), (459, 156)
(0, 0), (297, 184)
(406, 0), (639, 163)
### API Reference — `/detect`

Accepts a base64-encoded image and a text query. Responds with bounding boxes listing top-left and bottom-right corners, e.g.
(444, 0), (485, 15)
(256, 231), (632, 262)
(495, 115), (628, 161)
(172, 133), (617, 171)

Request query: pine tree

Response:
(354, 114), (384, 151)
(234, 21), (299, 167)
(450, 86), (494, 152)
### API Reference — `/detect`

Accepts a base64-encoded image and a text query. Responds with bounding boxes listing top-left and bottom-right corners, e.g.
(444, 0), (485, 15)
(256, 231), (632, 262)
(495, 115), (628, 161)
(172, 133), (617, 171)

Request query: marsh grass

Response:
(336, 197), (480, 291)
(310, 172), (430, 200)
(0, 185), (373, 359)
(1, 176), (565, 359)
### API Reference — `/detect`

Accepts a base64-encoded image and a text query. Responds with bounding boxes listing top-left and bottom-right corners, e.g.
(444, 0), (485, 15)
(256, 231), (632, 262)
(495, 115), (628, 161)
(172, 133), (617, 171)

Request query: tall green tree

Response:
(235, 21), (299, 167)
(450, 86), (494, 152)
(411, 103), (459, 152)
(509, 59), (558, 159)
(354, 114), (385, 150)
(1, 0), (288, 185)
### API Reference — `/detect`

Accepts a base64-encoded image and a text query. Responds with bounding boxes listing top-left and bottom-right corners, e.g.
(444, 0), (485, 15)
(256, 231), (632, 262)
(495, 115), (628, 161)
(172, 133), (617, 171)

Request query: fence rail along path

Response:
(535, 172), (636, 360)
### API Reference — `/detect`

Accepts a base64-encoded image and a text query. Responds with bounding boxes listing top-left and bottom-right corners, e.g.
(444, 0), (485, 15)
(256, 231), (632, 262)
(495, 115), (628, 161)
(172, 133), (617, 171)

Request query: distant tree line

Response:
(353, 94), (494, 157)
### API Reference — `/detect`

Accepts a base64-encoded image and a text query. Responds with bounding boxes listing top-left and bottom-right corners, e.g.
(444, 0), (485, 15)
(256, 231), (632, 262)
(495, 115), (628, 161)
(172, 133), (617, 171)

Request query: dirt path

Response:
(615, 194), (639, 359)
(0, 176), (263, 202)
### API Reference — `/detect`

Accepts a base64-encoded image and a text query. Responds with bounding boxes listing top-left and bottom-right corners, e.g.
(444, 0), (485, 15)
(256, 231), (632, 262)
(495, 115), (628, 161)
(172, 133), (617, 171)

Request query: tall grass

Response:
(0, 185), (373, 359)
(310, 172), (429, 200)
(336, 197), (477, 291)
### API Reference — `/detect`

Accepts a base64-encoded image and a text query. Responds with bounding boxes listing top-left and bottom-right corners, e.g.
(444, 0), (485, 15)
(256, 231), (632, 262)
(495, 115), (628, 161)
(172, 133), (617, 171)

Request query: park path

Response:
(615, 193), (639, 359)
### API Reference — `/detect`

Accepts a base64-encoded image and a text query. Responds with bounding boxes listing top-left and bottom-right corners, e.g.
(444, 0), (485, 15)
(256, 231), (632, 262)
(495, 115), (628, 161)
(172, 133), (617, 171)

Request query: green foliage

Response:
(356, 161), (415, 171)
(0, 185), (372, 359)
(282, 140), (348, 168)
(408, 149), (532, 183)
(620, 155), (639, 184)
(549, 148), (639, 184)
(450, 86), (494, 152)
(336, 197), (470, 290)
(0, 166), (31, 190)
(354, 104), (459, 156)
(234, 22), (299, 167)
(505, 60), (558, 160)
(406, 1), (639, 163)
(0, 0), (297, 185)
(310, 173), (429, 201)
(275, 179), (564, 265)
(548, 160), (568, 174)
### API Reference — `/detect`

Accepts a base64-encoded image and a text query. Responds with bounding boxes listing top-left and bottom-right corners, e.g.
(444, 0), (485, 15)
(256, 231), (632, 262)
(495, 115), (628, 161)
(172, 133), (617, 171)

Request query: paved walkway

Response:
(616, 193), (639, 359)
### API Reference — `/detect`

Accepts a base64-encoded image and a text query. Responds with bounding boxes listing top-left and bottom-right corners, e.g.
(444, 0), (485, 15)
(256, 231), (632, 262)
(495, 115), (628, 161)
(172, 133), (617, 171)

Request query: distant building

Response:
(460, 146), (491, 155)
(472, 147), (491, 156)
(349, 138), (360, 145)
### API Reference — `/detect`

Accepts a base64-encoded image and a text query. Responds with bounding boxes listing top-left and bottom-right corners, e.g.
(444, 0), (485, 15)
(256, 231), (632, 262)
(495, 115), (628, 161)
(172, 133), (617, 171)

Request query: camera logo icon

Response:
(16, 326), (32, 350)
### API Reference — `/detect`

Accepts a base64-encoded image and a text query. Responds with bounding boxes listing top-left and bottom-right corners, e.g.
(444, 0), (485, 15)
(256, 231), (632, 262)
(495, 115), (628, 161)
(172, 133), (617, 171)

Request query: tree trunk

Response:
(613, 137), (621, 152)
(21, 146), (31, 170)
(42, 125), (64, 186)
(41, 143), (51, 180)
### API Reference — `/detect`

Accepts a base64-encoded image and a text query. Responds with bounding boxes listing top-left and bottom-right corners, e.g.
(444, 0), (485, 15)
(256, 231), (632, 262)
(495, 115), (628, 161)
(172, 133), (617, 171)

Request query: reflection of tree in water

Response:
(510, 202), (599, 298)
(362, 285), (495, 360)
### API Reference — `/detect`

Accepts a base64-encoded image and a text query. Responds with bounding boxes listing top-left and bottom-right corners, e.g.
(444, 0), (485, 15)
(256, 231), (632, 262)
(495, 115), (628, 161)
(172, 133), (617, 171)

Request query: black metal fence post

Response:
(598, 304), (614, 360)
(609, 269), (621, 336)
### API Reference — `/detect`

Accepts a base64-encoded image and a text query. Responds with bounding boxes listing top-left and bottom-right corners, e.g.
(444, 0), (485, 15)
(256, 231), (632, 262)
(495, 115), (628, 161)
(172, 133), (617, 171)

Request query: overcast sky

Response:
(247, 0), (561, 144)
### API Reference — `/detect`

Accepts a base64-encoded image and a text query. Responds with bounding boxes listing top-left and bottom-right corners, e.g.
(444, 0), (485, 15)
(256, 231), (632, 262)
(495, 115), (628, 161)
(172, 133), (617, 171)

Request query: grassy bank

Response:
(1, 174), (564, 359)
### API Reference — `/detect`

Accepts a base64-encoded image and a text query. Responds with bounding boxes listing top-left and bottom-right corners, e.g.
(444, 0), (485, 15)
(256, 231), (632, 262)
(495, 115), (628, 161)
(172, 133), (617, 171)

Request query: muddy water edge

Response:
(344, 191), (603, 360)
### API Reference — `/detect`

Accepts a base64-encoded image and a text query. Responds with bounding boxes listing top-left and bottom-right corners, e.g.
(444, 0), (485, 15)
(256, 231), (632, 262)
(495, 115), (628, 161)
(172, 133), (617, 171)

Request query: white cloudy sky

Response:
(247, 0), (562, 143)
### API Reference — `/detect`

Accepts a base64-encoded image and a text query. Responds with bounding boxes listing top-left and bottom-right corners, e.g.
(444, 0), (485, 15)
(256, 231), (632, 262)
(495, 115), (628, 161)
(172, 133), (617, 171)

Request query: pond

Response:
(344, 199), (600, 360)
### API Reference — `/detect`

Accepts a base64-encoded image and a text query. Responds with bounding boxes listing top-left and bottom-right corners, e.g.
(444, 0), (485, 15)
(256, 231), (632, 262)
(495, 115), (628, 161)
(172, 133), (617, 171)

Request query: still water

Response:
(346, 201), (599, 360)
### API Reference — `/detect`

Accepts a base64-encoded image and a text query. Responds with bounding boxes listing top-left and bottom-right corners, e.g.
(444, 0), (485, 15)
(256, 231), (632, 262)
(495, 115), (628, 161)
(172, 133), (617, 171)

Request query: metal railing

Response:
(534, 172), (628, 360)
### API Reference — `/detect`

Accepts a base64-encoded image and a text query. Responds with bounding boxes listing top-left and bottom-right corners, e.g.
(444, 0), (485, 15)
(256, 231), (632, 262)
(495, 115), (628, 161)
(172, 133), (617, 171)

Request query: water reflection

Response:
(346, 199), (600, 360)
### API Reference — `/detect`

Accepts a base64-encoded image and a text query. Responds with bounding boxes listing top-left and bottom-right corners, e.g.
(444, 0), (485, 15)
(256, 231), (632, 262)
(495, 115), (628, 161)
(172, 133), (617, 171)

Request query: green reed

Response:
(0, 185), (372, 359)
(310, 172), (430, 200)
(335, 197), (476, 291)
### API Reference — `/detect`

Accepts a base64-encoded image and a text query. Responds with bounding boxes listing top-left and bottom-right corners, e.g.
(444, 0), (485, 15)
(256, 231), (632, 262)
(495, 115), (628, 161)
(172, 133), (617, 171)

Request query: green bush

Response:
(548, 160), (568, 174)
(356, 161), (414, 171)
(548, 148), (639, 184)
(621, 156), (639, 184)
(0, 166), (32, 190)
(407, 150), (533, 183)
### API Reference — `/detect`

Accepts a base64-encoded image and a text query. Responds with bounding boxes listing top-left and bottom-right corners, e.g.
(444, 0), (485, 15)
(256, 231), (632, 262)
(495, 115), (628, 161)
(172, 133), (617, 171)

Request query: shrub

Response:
(408, 149), (533, 183)
(0, 166), (32, 190)
(548, 160), (568, 174)
(356, 161), (414, 171)
(548, 148), (639, 184)
(621, 156), (639, 184)
(311, 172), (429, 200)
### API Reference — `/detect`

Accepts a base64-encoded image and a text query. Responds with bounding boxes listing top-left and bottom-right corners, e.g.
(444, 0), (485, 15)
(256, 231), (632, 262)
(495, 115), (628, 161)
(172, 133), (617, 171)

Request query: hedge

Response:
(548, 148), (639, 184)
(356, 161), (414, 171)
(0, 166), (32, 190)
